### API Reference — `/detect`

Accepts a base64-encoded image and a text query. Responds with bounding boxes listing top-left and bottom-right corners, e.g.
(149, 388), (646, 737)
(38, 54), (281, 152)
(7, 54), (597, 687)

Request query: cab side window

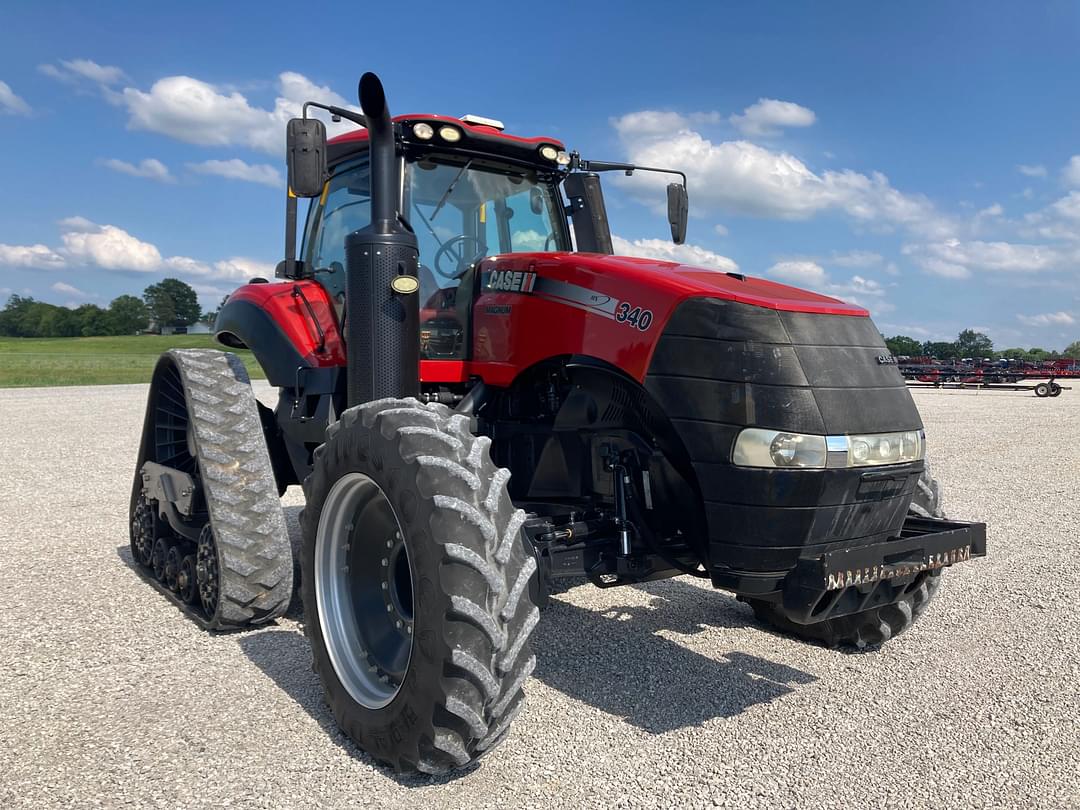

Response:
(301, 157), (371, 302)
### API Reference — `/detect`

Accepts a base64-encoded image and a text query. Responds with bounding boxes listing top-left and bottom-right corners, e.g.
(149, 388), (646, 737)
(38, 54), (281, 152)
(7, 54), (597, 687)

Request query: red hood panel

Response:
(547, 253), (867, 316)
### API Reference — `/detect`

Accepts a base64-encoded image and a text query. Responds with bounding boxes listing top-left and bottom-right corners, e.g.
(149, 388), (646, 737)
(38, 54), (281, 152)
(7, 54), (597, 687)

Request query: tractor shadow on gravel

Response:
(532, 579), (817, 734)
(237, 508), (814, 777)
(236, 628), (482, 786)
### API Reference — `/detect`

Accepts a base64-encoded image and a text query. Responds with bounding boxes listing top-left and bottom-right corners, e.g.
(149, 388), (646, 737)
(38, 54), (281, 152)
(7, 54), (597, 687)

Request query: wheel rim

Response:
(164, 545), (182, 592)
(196, 525), (219, 617)
(178, 555), (199, 604)
(315, 472), (414, 709)
(131, 492), (156, 567)
(152, 537), (169, 581)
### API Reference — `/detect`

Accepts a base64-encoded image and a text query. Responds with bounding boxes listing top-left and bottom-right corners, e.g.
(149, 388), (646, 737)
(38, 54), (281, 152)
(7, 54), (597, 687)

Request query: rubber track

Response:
(166, 349), (292, 628)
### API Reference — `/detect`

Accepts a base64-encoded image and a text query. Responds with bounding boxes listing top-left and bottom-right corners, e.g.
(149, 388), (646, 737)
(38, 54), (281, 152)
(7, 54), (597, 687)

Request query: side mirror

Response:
(286, 117), (328, 198)
(667, 183), (688, 244)
(529, 187), (544, 215)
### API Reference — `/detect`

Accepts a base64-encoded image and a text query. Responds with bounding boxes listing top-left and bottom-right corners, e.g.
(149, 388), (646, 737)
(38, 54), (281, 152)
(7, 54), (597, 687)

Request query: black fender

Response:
(214, 298), (307, 387)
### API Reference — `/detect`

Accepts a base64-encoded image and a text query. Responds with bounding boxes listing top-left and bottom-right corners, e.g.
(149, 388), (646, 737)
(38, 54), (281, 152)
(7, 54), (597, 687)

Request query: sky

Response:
(1, 0), (1079, 350)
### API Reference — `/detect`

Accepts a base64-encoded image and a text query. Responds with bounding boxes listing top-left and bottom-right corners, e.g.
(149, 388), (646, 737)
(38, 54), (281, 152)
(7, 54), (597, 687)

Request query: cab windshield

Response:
(303, 155), (567, 303)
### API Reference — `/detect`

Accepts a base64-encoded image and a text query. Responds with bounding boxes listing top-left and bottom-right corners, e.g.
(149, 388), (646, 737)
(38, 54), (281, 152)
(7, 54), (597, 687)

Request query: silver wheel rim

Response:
(315, 472), (414, 709)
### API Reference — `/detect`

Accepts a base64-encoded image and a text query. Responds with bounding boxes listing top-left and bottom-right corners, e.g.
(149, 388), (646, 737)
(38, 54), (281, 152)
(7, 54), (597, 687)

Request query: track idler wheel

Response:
(164, 545), (183, 592)
(131, 491), (156, 568)
(177, 554), (199, 605)
(196, 525), (220, 618)
(152, 537), (170, 582)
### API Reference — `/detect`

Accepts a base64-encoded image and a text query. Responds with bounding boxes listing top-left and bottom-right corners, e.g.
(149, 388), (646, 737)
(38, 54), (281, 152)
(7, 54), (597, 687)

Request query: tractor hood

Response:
(500, 252), (868, 317)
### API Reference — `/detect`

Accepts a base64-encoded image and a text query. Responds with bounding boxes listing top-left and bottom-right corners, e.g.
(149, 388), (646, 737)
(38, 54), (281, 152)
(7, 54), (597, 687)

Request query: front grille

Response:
(644, 297), (924, 579)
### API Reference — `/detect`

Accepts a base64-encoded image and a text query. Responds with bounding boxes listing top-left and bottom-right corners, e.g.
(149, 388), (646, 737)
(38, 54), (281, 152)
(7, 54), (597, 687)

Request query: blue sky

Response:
(1, 0), (1079, 349)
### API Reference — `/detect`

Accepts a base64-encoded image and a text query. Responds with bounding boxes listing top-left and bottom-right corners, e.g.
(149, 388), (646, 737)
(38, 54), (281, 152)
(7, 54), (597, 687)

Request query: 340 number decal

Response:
(615, 302), (653, 331)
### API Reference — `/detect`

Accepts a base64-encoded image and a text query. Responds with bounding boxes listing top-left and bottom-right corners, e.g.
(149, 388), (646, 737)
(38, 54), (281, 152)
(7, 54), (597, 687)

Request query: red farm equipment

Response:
(129, 73), (986, 773)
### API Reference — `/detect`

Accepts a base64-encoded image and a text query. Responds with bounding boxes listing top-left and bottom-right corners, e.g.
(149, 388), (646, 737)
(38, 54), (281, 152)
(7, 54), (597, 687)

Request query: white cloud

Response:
(768, 260), (827, 286)
(828, 250), (884, 269)
(1063, 156), (1080, 188)
(1021, 190), (1080, 241)
(1017, 311), (1075, 327)
(610, 235), (738, 272)
(0, 242), (67, 269)
(189, 158), (283, 188)
(39, 58), (127, 86)
(101, 157), (175, 183)
(612, 115), (947, 236)
(731, 98), (816, 136)
(878, 322), (934, 339)
(0, 80), (31, 116)
(1017, 164), (1047, 178)
(54, 217), (265, 285)
(59, 217), (167, 272)
(5, 218), (273, 288)
(713, 223), (729, 237)
(903, 239), (1067, 279)
(212, 257), (276, 281)
(50, 281), (96, 298)
(119, 71), (359, 154)
(976, 203), (1004, 218)
(767, 261), (891, 314)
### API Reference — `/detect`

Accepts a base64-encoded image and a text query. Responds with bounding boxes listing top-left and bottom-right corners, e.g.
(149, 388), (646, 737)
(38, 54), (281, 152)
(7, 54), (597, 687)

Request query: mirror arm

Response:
(302, 101), (368, 129)
(573, 155), (687, 188)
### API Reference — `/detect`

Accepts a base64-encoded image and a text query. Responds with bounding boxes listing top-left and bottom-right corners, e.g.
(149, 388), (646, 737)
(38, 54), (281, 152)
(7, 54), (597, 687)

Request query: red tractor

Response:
(129, 73), (985, 773)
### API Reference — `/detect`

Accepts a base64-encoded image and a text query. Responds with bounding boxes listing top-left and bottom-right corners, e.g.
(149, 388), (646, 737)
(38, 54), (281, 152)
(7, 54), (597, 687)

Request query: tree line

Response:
(0, 278), (225, 338)
(884, 329), (1080, 362)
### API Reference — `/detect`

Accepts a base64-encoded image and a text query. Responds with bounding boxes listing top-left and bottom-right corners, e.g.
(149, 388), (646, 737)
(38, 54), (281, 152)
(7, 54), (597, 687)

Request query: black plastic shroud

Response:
(345, 72), (420, 406)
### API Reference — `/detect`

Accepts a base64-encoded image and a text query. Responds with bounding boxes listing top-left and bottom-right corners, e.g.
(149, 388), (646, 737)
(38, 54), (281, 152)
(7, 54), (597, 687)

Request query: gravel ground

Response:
(0, 383), (1076, 809)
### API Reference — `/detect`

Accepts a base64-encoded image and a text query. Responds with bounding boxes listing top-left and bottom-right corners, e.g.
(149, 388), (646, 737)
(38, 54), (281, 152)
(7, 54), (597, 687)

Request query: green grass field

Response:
(0, 335), (266, 388)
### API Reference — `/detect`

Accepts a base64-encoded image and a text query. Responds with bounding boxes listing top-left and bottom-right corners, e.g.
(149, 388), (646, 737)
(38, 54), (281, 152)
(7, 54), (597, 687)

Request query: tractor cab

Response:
(279, 109), (688, 363)
(298, 128), (573, 360)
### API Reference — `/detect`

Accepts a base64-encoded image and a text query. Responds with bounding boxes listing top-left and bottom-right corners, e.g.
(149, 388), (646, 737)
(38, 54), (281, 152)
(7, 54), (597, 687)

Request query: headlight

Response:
(733, 428), (924, 469)
(733, 429), (827, 469)
(844, 430), (923, 467)
(539, 144), (559, 161)
(438, 125), (462, 142)
(412, 122), (434, 140)
(555, 150), (571, 166)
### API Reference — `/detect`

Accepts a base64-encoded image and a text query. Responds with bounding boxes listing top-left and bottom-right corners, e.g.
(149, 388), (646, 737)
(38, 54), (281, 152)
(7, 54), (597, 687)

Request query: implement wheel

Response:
(301, 398), (539, 774)
(1035, 383), (1050, 397)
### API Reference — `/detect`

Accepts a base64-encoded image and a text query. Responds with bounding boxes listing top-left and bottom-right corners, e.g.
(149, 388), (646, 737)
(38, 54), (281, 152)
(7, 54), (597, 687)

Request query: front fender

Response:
(215, 280), (344, 386)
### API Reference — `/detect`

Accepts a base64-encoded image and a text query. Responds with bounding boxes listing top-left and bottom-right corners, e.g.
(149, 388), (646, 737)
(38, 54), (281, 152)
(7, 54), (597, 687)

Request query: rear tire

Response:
(748, 462), (945, 649)
(300, 398), (539, 774)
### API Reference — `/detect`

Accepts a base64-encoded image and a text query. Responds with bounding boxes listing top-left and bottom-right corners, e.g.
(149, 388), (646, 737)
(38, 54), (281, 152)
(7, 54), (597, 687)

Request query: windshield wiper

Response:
(430, 160), (472, 221)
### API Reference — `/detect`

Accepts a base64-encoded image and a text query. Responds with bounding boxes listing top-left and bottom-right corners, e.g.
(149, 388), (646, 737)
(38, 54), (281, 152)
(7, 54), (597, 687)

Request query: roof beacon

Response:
(461, 114), (504, 130)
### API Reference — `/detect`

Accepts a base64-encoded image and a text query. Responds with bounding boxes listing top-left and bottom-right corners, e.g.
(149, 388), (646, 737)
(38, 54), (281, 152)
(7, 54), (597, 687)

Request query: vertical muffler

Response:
(345, 72), (421, 407)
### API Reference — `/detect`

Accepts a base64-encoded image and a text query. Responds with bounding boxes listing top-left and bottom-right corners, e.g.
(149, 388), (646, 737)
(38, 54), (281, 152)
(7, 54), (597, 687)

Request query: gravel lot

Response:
(0, 383), (1076, 809)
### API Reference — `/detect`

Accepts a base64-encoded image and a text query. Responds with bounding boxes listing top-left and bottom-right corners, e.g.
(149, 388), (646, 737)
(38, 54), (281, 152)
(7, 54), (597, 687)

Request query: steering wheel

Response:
(434, 234), (486, 279)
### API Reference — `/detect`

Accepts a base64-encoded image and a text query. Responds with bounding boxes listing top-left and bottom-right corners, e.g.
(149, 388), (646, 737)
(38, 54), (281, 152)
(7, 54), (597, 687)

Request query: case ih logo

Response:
(877, 354), (898, 365)
(483, 270), (537, 293)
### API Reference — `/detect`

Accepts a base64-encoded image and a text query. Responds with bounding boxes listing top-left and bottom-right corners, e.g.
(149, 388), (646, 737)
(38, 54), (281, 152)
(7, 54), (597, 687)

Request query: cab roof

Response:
(327, 114), (566, 169)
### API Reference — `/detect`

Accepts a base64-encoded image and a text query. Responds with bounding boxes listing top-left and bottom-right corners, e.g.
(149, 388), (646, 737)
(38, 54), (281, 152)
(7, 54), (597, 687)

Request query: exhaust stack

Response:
(344, 72), (421, 407)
